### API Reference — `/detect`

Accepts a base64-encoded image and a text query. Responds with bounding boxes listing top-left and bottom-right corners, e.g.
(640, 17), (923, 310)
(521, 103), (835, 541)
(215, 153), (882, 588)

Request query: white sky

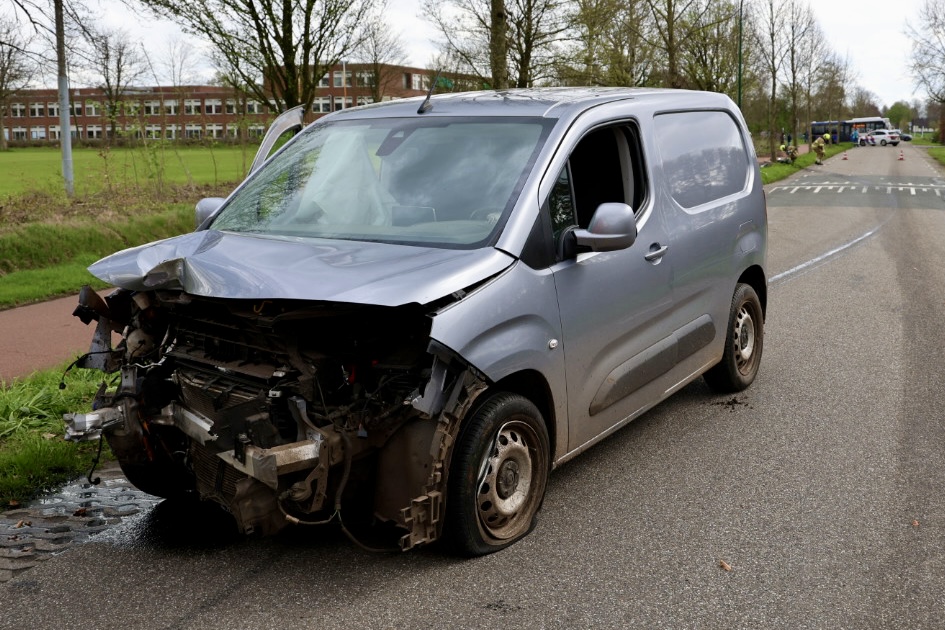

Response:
(809, 0), (924, 109)
(96, 0), (924, 110)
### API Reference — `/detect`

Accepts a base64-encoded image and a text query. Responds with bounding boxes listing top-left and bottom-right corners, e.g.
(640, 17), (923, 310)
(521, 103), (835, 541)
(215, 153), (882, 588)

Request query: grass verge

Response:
(760, 143), (852, 184)
(0, 364), (110, 509)
(0, 194), (219, 308)
(926, 146), (945, 167)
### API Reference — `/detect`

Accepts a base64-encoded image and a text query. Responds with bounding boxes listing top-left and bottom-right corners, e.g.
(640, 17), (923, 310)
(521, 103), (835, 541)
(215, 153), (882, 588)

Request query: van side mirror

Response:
(195, 197), (226, 229)
(572, 203), (637, 252)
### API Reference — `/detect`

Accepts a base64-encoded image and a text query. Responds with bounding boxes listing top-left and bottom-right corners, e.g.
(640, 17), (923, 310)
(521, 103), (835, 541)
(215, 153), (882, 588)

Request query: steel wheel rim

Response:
(733, 303), (756, 374)
(475, 420), (544, 541)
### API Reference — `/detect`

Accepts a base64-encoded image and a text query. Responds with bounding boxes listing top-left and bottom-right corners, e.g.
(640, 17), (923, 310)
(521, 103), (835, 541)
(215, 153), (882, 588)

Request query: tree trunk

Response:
(490, 0), (509, 89)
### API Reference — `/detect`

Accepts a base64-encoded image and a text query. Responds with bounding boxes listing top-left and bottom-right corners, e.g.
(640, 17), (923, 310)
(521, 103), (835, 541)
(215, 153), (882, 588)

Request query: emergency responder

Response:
(812, 133), (827, 165)
(778, 144), (798, 164)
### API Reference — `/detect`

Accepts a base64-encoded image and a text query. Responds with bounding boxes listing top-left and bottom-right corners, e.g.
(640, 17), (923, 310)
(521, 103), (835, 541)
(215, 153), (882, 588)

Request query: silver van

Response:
(66, 88), (767, 555)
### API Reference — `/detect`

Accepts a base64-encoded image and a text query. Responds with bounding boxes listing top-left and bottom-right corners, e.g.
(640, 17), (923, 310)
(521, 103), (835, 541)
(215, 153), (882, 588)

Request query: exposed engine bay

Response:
(64, 286), (486, 550)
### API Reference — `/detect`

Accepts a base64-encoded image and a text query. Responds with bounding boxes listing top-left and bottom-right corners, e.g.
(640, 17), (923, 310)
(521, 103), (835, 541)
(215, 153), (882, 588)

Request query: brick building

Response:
(1, 64), (465, 144)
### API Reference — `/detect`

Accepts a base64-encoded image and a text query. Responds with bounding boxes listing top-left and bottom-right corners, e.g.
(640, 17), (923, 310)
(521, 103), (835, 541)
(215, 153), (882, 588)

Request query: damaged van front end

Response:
(63, 228), (520, 549)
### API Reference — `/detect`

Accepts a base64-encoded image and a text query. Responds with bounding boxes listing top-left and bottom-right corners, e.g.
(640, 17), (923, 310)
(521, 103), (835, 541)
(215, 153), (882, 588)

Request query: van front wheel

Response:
(446, 392), (550, 556)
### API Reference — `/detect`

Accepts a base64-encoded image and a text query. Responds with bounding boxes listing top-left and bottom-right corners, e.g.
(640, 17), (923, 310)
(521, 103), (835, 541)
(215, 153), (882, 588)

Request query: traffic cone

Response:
(899, 150), (904, 161)
(842, 151), (848, 160)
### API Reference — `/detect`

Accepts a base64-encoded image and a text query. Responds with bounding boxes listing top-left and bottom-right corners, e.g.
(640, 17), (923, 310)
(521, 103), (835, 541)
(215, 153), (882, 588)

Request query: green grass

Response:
(0, 204), (195, 307)
(0, 364), (108, 508)
(0, 258), (110, 308)
(0, 144), (255, 198)
(926, 146), (945, 167)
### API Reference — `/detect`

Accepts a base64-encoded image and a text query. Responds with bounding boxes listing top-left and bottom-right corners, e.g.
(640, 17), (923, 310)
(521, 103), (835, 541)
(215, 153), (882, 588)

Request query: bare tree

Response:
(643, 0), (721, 88)
(355, 15), (408, 102)
(799, 20), (826, 147)
(0, 17), (36, 151)
(779, 0), (815, 146)
(558, 0), (654, 87)
(423, 0), (568, 88)
(160, 36), (201, 87)
(79, 27), (147, 141)
(136, 0), (376, 114)
(849, 88), (881, 117)
(679, 0), (742, 94)
(908, 0), (945, 140)
(753, 0), (788, 158)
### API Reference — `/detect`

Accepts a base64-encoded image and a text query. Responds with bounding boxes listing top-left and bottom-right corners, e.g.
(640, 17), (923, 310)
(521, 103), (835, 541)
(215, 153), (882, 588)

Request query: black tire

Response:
(881, 140), (887, 146)
(445, 392), (550, 556)
(114, 426), (196, 499)
(704, 283), (764, 393)
(118, 459), (196, 500)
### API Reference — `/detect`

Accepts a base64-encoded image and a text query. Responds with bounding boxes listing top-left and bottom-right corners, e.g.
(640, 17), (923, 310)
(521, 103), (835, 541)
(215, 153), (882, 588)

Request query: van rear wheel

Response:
(704, 283), (764, 392)
(446, 392), (549, 556)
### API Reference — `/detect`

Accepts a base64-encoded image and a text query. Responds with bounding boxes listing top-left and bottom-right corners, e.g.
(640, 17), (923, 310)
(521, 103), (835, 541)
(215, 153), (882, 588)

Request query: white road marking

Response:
(770, 223), (885, 285)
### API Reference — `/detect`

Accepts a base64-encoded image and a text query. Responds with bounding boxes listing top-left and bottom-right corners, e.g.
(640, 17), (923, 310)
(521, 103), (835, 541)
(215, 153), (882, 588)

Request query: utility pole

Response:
(737, 0), (744, 109)
(54, 0), (74, 197)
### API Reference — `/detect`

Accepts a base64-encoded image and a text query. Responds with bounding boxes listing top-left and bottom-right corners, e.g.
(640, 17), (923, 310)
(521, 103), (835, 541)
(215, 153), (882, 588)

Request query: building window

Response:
(247, 124), (265, 138)
(164, 100), (178, 115)
(86, 125), (102, 139)
(333, 96), (353, 111)
(10, 103), (26, 118)
(164, 124), (178, 139)
(30, 126), (46, 140)
(72, 102), (83, 116)
(313, 97), (331, 113)
(145, 125), (161, 138)
(205, 99), (223, 115)
(205, 123), (223, 138)
(357, 71), (374, 87)
(246, 101), (262, 115)
(318, 73), (330, 87)
(85, 102), (100, 117)
(357, 96), (370, 106)
(333, 70), (352, 88)
(226, 123), (240, 137)
(225, 99), (238, 115)
(185, 123), (202, 138)
(184, 99), (201, 115)
(143, 101), (161, 116)
(47, 102), (60, 117)
(12, 127), (27, 140)
(29, 103), (45, 117)
(411, 74), (427, 90)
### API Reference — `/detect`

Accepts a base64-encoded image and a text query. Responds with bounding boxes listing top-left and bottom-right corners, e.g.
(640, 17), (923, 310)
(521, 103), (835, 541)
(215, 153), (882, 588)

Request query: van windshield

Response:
(211, 116), (553, 248)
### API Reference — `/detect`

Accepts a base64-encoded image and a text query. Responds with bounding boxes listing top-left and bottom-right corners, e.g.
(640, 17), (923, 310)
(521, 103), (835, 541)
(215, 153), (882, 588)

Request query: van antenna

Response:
(417, 70), (442, 114)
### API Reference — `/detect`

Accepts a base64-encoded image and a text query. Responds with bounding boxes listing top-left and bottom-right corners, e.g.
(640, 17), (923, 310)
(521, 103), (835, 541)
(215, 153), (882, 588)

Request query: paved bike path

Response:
(0, 293), (97, 383)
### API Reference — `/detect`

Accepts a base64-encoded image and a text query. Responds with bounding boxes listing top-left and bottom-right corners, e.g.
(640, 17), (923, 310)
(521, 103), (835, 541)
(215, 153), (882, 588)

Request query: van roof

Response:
(325, 87), (736, 120)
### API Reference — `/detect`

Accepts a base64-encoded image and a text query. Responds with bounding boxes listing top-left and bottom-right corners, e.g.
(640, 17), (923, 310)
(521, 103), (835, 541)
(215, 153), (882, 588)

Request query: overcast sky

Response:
(99, 0), (926, 110)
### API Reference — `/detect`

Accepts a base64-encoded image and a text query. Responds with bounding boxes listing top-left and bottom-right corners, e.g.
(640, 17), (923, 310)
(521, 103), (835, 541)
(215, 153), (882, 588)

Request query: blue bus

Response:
(810, 117), (890, 143)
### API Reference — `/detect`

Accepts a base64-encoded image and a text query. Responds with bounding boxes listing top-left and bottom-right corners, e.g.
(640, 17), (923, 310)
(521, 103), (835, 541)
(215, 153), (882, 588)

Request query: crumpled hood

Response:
(89, 230), (516, 306)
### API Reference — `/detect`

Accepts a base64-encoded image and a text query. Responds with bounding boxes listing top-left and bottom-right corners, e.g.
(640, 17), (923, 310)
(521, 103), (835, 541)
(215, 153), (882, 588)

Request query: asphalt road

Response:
(2, 142), (944, 629)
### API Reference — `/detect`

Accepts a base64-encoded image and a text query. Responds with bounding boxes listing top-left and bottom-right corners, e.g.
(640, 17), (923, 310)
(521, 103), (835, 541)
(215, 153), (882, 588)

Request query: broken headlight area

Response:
(64, 286), (483, 549)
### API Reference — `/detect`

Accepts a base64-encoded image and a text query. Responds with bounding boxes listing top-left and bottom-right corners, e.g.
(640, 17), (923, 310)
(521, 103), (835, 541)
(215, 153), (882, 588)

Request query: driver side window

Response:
(541, 122), (647, 261)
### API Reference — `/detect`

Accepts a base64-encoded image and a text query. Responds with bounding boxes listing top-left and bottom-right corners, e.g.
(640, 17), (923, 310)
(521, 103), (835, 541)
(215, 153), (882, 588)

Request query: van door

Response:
(547, 123), (679, 452)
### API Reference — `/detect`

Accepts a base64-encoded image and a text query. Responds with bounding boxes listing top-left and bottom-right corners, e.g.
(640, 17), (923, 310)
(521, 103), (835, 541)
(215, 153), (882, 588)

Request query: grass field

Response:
(0, 145), (243, 307)
(0, 144), (256, 198)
